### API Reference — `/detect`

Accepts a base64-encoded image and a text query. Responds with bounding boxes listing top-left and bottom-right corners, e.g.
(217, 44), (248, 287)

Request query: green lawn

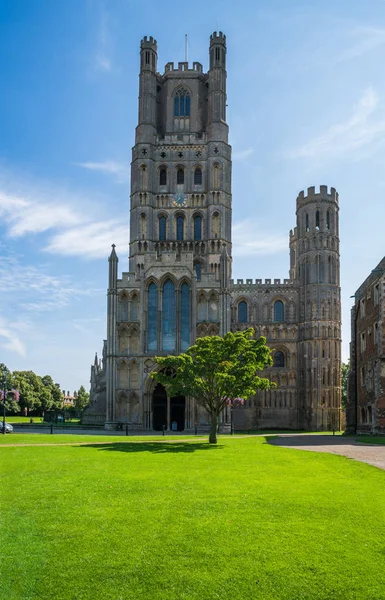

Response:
(355, 435), (385, 444)
(1, 436), (385, 600)
(4, 416), (80, 424)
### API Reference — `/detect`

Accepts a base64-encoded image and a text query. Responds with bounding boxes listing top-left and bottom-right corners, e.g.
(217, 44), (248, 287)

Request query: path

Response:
(270, 435), (385, 470)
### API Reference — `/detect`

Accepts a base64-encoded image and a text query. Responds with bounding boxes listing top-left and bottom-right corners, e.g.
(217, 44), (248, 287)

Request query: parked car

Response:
(0, 422), (14, 433)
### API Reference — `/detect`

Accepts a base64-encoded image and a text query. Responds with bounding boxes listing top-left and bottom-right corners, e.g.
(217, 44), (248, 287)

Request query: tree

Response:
(152, 328), (274, 444)
(75, 385), (90, 414)
(341, 361), (349, 409)
(13, 371), (43, 415)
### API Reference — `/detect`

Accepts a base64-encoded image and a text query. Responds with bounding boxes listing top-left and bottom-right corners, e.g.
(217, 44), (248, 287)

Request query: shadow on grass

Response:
(77, 441), (224, 454)
(268, 435), (385, 448)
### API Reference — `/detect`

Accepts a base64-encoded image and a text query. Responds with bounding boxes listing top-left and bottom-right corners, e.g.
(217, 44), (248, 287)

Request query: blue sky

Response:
(1, 0), (385, 392)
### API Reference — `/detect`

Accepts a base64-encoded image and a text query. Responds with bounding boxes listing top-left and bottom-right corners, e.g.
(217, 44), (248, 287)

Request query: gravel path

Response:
(270, 435), (385, 470)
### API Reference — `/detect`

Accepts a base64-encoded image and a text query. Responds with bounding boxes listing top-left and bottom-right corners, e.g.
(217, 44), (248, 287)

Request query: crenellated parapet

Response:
(231, 278), (295, 290)
(297, 185), (338, 209)
(140, 36), (157, 50)
(210, 31), (226, 45)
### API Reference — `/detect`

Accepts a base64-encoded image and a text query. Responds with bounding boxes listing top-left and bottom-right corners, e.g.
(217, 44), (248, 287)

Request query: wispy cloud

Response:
(232, 220), (287, 257)
(94, 6), (112, 72)
(0, 254), (101, 313)
(76, 160), (130, 183)
(46, 220), (128, 259)
(339, 26), (385, 61)
(0, 317), (26, 357)
(0, 167), (127, 259)
(287, 87), (385, 161)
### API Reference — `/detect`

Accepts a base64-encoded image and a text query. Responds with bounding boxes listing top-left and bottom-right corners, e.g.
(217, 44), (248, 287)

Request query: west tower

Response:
(86, 34), (342, 434)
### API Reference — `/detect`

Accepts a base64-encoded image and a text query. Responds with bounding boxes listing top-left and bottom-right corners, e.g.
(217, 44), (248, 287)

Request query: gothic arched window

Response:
(194, 215), (202, 240)
(195, 262), (202, 281)
(177, 168), (184, 185)
(194, 167), (202, 185)
(315, 210), (320, 231)
(159, 216), (166, 241)
(180, 283), (191, 351)
(238, 301), (248, 323)
(147, 283), (157, 351)
(326, 210), (330, 230)
(274, 300), (284, 322)
(176, 216), (184, 241)
(159, 169), (167, 186)
(273, 351), (285, 368)
(174, 88), (191, 117)
(162, 280), (176, 351)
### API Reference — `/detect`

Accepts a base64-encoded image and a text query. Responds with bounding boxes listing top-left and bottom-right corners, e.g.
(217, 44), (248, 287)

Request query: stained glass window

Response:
(274, 300), (284, 322)
(176, 216), (184, 241)
(159, 217), (166, 241)
(162, 280), (176, 351)
(273, 351), (285, 368)
(147, 283), (157, 351)
(159, 169), (167, 186)
(194, 216), (202, 240)
(174, 89), (191, 117)
(180, 283), (191, 351)
(238, 301), (248, 323)
(195, 263), (202, 281)
(194, 168), (202, 185)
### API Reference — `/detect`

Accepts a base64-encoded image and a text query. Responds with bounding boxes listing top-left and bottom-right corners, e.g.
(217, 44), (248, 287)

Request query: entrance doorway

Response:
(170, 395), (185, 431)
(152, 384), (167, 431)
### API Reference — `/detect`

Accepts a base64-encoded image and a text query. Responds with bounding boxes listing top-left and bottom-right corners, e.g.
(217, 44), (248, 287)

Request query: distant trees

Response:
(341, 361), (349, 409)
(1, 363), (88, 417)
(74, 386), (90, 413)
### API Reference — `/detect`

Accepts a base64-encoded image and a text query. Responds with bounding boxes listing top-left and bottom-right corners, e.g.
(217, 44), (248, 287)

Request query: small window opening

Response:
(194, 168), (202, 185)
(159, 169), (167, 186)
(177, 169), (184, 185)
(316, 211), (320, 231)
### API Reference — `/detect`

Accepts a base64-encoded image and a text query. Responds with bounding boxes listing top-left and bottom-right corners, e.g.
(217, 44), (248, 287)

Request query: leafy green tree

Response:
(0, 364), (18, 416)
(13, 371), (43, 414)
(75, 385), (90, 414)
(41, 375), (62, 412)
(152, 329), (274, 444)
(341, 361), (350, 409)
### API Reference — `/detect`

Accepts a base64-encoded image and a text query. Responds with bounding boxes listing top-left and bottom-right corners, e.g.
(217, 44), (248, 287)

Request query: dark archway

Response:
(152, 384), (167, 431)
(170, 395), (185, 431)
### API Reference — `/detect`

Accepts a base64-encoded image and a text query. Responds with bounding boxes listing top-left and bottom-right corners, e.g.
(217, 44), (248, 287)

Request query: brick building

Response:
(347, 257), (385, 434)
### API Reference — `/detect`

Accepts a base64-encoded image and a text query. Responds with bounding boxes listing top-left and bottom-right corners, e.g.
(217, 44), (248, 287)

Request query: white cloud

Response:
(232, 220), (287, 257)
(339, 26), (385, 61)
(0, 166), (126, 259)
(0, 317), (26, 357)
(46, 220), (128, 259)
(287, 87), (385, 160)
(76, 160), (130, 183)
(94, 7), (112, 72)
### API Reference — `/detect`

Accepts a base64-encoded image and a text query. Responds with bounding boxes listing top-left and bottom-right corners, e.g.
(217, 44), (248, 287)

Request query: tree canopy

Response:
(152, 328), (274, 443)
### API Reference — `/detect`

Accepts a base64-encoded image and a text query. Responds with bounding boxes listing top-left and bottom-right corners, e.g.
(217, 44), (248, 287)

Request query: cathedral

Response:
(85, 32), (342, 432)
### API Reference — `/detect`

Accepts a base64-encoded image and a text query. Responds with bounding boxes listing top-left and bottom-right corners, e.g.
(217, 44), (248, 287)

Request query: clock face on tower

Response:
(173, 192), (187, 207)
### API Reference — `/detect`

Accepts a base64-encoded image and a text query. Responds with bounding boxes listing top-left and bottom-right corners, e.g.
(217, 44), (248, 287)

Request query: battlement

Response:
(210, 31), (226, 44)
(297, 185), (338, 207)
(140, 36), (157, 50)
(230, 278), (294, 288)
(164, 61), (203, 74)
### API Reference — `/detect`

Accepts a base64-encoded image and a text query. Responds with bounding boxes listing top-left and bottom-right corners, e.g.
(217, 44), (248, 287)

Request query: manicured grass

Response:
(4, 416), (80, 424)
(1, 437), (385, 600)
(355, 435), (385, 444)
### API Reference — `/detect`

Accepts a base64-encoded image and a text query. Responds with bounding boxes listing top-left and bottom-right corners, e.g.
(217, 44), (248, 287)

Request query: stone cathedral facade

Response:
(85, 33), (342, 432)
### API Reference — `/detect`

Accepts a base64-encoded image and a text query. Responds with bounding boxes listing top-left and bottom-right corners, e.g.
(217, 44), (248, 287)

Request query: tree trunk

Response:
(209, 413), (218, 444)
